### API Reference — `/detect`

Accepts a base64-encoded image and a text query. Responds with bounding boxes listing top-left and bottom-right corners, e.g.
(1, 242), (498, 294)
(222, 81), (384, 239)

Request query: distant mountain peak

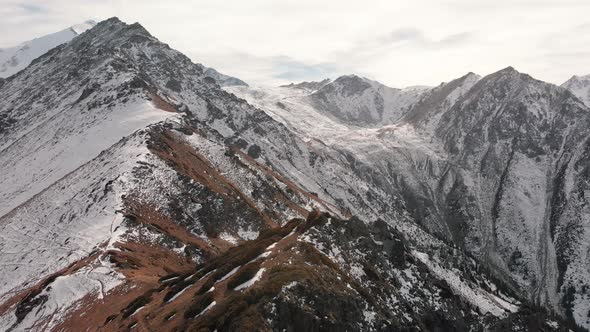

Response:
(491, 66), (523, 78)
(280, 78), (331, 91)
(336, 73), (363, 80)
(577, 73), (590, 80)
(307, 74), (431, 125)
(501, 65), (517, 72)
(71, 20), (97, 34)
(332, 74), (370, 85)
(0, 20), (97, 78)
(325, 74), (375, 96)
(201, 66), (248, 87)
(0, 17), (247, 88)
(564, 73), (590, 84)
(125, 21), (154, 37)
(562, 73), (590, 107)
(87, 17), (149, 39)
(463, 71), (481, 79)
(476, 66), (542, 89)
(454, 71), (482, 87)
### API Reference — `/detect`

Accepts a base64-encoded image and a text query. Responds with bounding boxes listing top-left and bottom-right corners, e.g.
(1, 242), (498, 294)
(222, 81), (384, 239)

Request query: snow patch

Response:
(234, 268), (266, 291)
(217, 266), (241, 283)
(413, 251), (519, 316)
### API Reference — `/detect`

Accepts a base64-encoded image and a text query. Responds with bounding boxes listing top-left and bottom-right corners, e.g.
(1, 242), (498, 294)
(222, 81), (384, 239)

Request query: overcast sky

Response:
(1, 0), (588, 87)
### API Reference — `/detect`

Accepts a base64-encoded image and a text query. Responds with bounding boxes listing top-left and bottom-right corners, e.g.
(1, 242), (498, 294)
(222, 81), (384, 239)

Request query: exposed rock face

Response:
(0, 17), (586, 331)
(432, 67), (590, 321)
(401, 72), (481, 130)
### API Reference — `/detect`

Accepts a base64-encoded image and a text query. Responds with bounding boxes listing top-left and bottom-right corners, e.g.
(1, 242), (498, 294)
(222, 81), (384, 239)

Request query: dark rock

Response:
(166, 79), (182, 92)
(247, 144), (261, 159)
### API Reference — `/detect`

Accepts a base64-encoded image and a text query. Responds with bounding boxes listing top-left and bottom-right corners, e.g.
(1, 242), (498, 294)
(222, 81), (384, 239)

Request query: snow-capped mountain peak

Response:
(280, 78), (332, 92)
(562, 73), (590, 107)
(0, 20), (97, 78)
(0, 17), (245, 88)
(71, 20), (98, 34)
(309, 74), (431, 125)
(201, 66), (248, 87)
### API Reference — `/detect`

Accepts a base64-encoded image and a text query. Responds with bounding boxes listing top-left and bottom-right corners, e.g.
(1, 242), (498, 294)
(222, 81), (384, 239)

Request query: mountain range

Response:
(0, 17), (589, 331)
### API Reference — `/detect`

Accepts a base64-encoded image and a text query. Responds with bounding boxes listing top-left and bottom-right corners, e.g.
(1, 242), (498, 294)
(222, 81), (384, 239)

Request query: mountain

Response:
(0, 21), (246, 88)
(0, 20), (97, 78)
(434, 67), (590, 321)
(308, 75), (432, 125)
(201, 66), (248, 87)
(0, 17), (583, 331)
(0, 17), (335, 330)
(229, 67), (590, 330)
(401, 72), (481, 131)
(279, 78), (331, 92)
(562, 74), (590, 107)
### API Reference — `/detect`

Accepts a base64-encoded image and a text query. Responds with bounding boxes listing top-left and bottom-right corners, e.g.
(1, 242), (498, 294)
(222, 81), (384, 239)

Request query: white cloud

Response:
(1, 0), (589, 87)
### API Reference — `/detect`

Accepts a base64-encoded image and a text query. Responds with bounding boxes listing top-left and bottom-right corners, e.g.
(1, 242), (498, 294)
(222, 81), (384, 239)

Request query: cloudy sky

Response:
(1, 0), (588, 87)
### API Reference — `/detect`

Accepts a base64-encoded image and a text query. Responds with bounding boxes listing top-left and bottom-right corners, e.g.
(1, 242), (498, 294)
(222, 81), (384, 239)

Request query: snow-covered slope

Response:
(0, 20), (96, 78)
(0, 18), (392, 330)
(309, 75), (431, 125)
(279, 78), (331, 92)
(0, 20), (246, 89)
(0, 21), (180, 217)
(401, 72), (481, 132)
(562, 74), (590, 107)
(434, 67), (590, 326)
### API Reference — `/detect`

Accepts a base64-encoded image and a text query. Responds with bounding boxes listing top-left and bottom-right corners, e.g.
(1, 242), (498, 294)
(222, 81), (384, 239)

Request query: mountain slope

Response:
(0, 19), (178, 217)
(562, 74), (590, 107)
(279, 78), (331, 92)
(309, 75), (431, 125)
(401, 72), (481, 131)
(433, 67), (590, 325)
(0, 20), (97, 78)
(0, 21), (246, 88)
